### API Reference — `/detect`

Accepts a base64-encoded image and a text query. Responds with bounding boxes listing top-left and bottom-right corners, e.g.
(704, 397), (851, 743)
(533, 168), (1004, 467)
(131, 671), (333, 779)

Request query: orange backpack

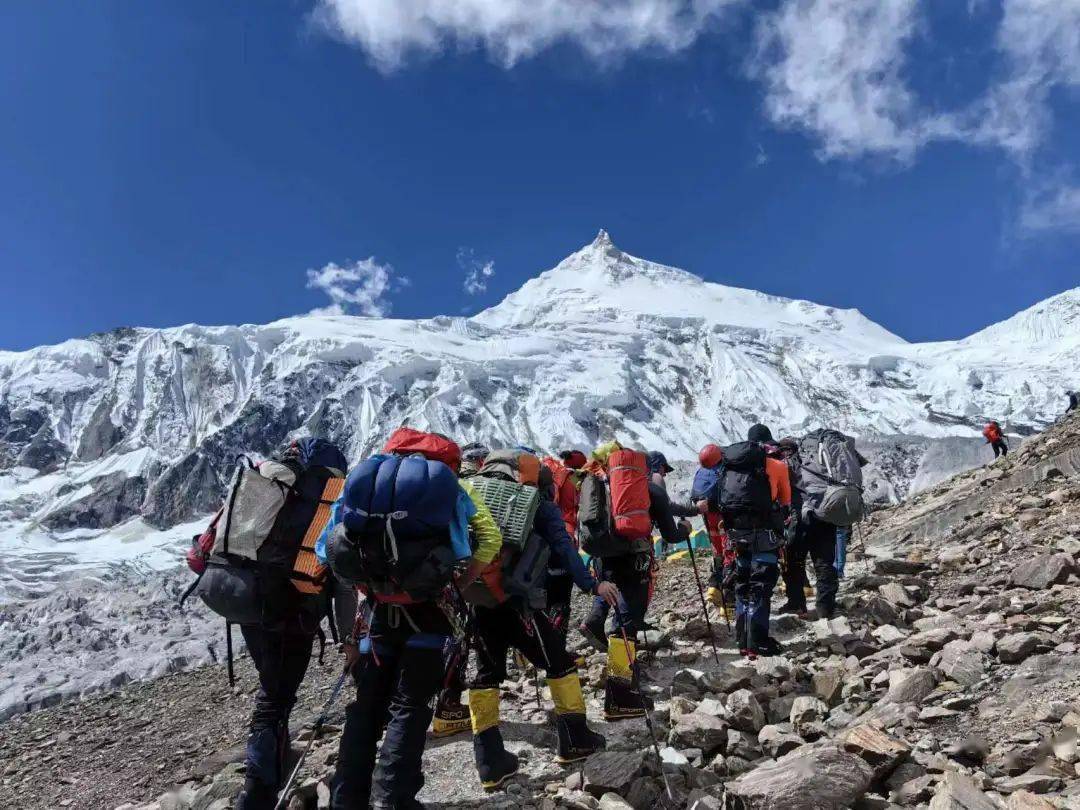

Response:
(608, 448), (652, 539)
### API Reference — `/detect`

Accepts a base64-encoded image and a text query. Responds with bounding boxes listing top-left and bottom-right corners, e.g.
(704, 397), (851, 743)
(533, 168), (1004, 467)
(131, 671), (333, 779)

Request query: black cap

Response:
(747, 424), (774, 444)
(646, 451), (674, 474)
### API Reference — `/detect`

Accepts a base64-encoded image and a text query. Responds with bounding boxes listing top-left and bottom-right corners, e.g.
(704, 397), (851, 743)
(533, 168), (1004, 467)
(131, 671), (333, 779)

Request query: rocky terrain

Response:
(3, 412), (1080, 809)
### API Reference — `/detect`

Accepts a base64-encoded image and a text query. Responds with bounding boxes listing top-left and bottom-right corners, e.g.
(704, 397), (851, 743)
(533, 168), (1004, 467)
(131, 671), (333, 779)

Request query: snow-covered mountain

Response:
(1, 230), (1077, 599)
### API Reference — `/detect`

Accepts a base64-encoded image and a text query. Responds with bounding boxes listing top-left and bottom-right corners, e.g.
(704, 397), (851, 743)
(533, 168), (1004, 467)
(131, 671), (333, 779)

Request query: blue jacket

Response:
(534, 499), (597, 594)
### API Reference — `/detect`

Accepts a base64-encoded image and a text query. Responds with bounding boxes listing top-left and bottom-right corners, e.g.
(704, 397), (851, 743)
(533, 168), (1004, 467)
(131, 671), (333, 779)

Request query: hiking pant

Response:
(546, 573), (574, 642)
(804, 518), (839, 617)
(733, 550), (779, 652)
(780, 532), (809, 611)
(331, 602), (452, 810)
(584, 553), (652, 637)
(992, 440), (1008, 458)
(472, 602), (575, 688)
(239, 625), (314, 795)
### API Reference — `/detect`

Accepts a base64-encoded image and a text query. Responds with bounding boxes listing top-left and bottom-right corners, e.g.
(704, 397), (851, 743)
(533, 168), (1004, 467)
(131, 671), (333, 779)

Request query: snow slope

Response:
(1, 230), (1077, 599)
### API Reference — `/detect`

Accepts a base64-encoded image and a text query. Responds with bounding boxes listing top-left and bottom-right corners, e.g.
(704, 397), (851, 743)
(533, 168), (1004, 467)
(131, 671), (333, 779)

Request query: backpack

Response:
(797, 429), (865, 527)
(325, 437), (465, 602)
(384, 427), (462, 471)
(713, 441), (774, 530)
(608, 448), (652, 538)
(466, 450), (550, 611)
(542, 456), (580, 542)
(983, 422), (1002, 443)
(691, 466), (722, 503)
(189, 438), (348, 628)
(578, 448), (654, 558)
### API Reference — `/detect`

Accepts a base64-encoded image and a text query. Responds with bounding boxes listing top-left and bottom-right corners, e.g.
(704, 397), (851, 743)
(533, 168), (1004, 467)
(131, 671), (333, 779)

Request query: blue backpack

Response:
(691, 465), (722, 502)
(327, 453), (464, 601)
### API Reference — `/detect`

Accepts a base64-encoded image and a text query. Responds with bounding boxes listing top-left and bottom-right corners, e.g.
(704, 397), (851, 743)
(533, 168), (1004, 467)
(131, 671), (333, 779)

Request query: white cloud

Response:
(459, 247), (496, 295)
(306, 257), (409, 316)
(749, 0), (947, 161)
(1021, 180), (1080, 234)
(748, 0), (1080, 231)
(311, 0), (740, 71)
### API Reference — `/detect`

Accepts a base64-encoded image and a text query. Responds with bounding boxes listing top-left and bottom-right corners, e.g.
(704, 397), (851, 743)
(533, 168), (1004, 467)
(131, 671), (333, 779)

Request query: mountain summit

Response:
(0, 233), (1078, 598)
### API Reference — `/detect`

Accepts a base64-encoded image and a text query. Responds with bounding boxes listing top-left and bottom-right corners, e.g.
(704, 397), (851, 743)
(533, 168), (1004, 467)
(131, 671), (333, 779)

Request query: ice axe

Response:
(275, 668), (351, 810)
(614, 602), (675, 803)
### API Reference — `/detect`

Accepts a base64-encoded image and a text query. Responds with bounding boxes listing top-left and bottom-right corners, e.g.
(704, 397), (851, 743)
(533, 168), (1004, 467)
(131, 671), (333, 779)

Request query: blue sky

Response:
(2, 0), (1078, 351)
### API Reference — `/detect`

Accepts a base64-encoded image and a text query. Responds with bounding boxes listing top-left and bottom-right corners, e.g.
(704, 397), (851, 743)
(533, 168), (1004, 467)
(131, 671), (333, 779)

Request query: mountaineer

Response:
(321, 429), (502, 810)
(461, 449), (619, 789)
(576, 442), (689, 720)
(707, 425), (791, 658)
(983, 420), (1009, 460)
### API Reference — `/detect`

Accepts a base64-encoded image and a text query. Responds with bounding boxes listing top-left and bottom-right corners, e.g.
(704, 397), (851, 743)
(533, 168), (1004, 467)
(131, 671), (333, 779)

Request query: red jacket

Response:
(983, 423), (1003, 443)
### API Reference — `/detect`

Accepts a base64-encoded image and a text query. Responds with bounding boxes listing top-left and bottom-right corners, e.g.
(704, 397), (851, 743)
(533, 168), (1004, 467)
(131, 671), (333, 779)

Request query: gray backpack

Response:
(797, 430), (866, 527)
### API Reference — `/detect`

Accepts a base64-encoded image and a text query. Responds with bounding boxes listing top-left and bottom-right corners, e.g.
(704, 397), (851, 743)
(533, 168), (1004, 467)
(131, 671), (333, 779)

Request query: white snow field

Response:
(1, 230), (1077, 599)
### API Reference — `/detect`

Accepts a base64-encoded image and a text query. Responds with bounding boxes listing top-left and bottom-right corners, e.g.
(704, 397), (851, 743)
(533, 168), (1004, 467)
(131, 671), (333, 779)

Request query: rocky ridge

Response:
(3, 413), (1080, 809)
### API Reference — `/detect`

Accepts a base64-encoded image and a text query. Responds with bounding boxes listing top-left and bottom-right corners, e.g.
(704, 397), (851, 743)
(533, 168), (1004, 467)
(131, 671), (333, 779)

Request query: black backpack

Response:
(712, 441), (775, 530)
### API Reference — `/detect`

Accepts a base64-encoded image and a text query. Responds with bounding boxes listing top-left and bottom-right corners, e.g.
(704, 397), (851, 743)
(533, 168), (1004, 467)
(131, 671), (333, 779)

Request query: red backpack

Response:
(983, 422), (1002, 443)
(383, 427), (462, 471)
(543, 456), (580, 542)
(608, 448), (652, 539)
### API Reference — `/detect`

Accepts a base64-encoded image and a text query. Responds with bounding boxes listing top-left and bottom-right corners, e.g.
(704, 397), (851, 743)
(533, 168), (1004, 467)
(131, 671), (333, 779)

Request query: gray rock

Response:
(1007, 555), (1074, 590)
(722, 744), (874, 810)
(928, 771), (997, 810)
(726, 690), (766, 734)
(812, 667), (845, 706)
(997, 633), (1040, 664)
(936, 641), (986, 687)
(842, 724), (911, 779)
(669, 712), (729, 756)
(583, 751), (652, 798)
(887, 667), (938, 704)
(758, 724), (804, 759)
(790, 696), (830, 735)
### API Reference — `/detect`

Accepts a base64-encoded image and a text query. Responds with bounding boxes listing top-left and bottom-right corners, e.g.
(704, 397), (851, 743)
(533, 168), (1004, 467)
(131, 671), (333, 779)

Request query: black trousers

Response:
(781, 531), (810, 611)
(992, 440), (1008, 458)
(545, 573), (574, 640)
(239, 625), (314, 798)
(733, 551), (779, 651)
(472, 601), (575, 688)
(584, 553), (651, 636)
(803, 518), (839, 617)
(331, 603), (452, 810)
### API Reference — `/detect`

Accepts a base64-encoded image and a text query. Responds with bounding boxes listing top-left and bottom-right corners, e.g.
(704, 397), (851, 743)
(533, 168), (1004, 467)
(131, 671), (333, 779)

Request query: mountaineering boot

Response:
(579, 616), (608, 653)
(549, 673), (605, 763)
(432, 689), (471, 739)
(469, 688), (519, 790)
(556, 714), (607, 763)
(603, 637), (649, 721)
(235, 779), (277, 810)
(753, 637), (783, 657)
(777, 600), (806, 616)
(706, 586), (723, 607)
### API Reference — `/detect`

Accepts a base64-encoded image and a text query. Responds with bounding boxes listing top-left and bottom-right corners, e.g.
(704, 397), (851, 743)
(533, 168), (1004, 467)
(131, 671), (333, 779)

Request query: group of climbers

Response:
(183, 420), (879, 809)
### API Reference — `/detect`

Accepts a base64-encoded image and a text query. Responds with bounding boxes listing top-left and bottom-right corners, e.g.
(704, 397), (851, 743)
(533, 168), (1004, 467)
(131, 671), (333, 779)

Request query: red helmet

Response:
(561, 449), (588, 469)
(698, 443), (723, 468)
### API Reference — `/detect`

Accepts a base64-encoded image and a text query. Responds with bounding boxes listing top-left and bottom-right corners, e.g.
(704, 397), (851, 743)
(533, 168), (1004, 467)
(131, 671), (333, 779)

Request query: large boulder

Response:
(841, 724), (910, 779)
(669, 712), (730, 756)
(726, 690), (766, 734)
(996, 633), (1040, 665)
(886, 667), (937, 704)
(722, 744), (874, 810)
(584, 751), (655, 798)
(1007, 555), (1074, 590)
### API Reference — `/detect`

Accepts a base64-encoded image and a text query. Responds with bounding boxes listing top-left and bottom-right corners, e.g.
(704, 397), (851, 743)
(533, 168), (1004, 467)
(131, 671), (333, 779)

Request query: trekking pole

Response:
(683, 538), (721, 666)
(275, 668), (351, 810)
(225, 620), (236, 689)
(615, 604), (675, 803)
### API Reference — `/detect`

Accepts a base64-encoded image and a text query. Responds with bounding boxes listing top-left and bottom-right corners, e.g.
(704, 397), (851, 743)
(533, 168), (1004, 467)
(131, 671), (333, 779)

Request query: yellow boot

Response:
(432, 689), (471, 738)
(469, 688), (519, 790)
(603, 637), (648, 721)
(549, 673), (606, 763)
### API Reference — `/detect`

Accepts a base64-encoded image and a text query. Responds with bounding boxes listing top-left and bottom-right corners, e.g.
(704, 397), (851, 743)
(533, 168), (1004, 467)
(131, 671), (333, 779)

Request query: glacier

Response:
(0, 229), (1078, 601)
